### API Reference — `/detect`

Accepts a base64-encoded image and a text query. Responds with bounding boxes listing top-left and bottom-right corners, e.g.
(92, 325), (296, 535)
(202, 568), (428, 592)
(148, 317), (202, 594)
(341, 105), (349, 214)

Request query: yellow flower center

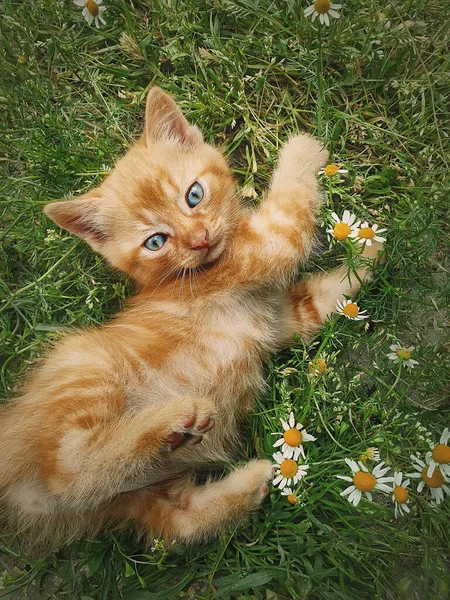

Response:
(309, 358), (328, 374)
(283, 428), (302, 447)
(353, 471), (376, 492)
(314, 0), (331, 15)
(287, 494), (298, 505)
(333, 222), (351, 240)
(396, 348), (411, 361)
(324, 163), (339, 176)
(393, 486), (409, 504)
(85, 0), (99, 16)
(358, 227), (376, 240)
(432, 444), (450, 465)
(343, 303), (359, 318)
(421, 466), (444, 488)
(280, 459), (298, 479)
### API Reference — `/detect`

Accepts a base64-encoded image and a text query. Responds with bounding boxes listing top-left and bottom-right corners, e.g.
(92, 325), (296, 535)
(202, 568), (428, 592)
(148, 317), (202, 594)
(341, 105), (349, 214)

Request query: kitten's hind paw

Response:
(166, 399), (215, 451)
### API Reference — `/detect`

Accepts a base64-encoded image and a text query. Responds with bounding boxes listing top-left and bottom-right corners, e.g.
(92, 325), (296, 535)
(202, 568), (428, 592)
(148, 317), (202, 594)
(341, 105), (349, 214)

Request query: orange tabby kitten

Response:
(0, 88), (382, 544)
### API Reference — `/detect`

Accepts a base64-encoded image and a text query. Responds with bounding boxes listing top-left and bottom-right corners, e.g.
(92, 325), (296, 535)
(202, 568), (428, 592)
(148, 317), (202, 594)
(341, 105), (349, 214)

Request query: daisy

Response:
(391, 472), (411, 518)
(359, 447), (381, 463)
(319, 164), (348, 177)
(425, 428), (450, 478)
(337, 459), (394, 507)
(387, 343), (419, 369)
(326, 210), (360, 241)
(407, 454), (450, 505)
(304, 1), (342, 26)
(273, 452), (309, 489)
(336, 298), (369, 321)
(272, 412), (316, 460)
(350, 221), (386, 247)
(74, 0), (106, 28)
(281, 487), (299, 505)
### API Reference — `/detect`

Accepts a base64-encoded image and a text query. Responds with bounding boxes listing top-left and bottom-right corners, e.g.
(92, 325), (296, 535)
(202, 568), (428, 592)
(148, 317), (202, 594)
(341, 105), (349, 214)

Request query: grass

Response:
(0, 0), (449, 598)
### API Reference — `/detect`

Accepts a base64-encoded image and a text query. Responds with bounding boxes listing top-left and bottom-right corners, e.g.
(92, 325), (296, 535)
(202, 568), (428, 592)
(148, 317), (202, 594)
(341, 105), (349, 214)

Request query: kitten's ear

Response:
(44, 194), (107, 251)
(144, 86), (203, 147)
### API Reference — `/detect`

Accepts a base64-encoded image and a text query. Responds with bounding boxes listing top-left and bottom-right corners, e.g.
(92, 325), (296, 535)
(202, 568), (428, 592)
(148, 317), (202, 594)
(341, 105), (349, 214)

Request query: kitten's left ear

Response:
(144, 86), (203, 147)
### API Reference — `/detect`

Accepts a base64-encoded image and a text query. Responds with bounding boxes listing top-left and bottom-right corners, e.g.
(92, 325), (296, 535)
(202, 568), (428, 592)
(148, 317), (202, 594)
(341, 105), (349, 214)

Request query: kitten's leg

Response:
(44, 396), (215, 508)
(282, 241), (385, 342)
(108, 459), (273, 543)
(223, 135), (327, 285)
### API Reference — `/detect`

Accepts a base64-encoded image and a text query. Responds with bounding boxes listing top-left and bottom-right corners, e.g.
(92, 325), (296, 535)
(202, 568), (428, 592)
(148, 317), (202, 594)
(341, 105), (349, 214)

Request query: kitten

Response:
(0, 88), (382, 544)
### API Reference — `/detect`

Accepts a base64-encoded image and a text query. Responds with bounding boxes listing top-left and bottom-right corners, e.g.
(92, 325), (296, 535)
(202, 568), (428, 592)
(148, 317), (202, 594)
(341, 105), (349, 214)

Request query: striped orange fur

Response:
(0, 87), (383, 545)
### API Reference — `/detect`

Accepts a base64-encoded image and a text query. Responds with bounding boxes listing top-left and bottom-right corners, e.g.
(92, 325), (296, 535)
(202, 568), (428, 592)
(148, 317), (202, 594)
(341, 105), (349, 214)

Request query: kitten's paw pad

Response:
(167, 408), (215, 451)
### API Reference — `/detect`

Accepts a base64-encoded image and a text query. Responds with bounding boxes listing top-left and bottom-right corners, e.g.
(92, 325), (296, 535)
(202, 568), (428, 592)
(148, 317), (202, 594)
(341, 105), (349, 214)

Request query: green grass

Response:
(1, 0), (449, 598)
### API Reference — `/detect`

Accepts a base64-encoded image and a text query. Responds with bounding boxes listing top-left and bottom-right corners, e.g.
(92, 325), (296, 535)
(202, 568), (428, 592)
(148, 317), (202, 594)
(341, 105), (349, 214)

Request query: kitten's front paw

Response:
(166, 398), (216, 451)
(281, 134), (329, 175)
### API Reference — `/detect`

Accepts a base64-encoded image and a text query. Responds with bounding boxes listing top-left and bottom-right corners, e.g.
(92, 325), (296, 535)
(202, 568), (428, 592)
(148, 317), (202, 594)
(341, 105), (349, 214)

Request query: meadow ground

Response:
(0, 0), (449, 598)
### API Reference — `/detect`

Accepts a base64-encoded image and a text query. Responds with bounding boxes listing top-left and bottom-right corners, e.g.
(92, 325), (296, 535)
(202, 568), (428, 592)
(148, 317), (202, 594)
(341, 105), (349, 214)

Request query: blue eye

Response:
(144, 233), (167, 251)
(186, 182), (204, 208)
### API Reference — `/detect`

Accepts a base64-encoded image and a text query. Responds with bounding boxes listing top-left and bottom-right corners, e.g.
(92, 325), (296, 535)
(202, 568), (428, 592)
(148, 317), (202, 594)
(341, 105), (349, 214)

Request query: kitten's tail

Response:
(288, 241), (385, 340)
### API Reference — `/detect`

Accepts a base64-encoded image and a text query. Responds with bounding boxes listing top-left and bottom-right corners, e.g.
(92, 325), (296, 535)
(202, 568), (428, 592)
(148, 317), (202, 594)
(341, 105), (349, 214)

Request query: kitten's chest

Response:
(160, 289), (283, 399)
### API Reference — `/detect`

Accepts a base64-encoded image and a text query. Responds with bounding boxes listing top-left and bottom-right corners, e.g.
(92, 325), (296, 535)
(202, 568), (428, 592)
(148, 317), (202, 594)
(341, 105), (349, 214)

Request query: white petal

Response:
(427, 462), (436, 479)
(311, 11), (318, 22)
(331, 3), (342, 8)
(343, 210), (350, 223)
(329, 8), (340, 18)
(273, 438), (284, 447)
(279, 478), (288, 489)
(273, 475), (283, 485)
(331, 212), (340, 223)
(394, 472), (402, 486)
(350, 490), (362, 506)
(302, 432), (316, 442)
(293, 447), (301, 461)
(441, 428), (450, 444)
(376, 483), (393, 493)
(365, 492), (373, 501)
(417, 481), (425, 492)
(319, 13), (324, 24)
(288, 412), (294, 427)
(340, 485), (356, 497)
(323, 12), (330, 26)
(336, 475), (353, 482)
(281, 420), (289, 431)
(403, 504), (410, 513)
(403, 479), (410, 488)
(358, 461), (369, 472)
(304, 4), (315, 16)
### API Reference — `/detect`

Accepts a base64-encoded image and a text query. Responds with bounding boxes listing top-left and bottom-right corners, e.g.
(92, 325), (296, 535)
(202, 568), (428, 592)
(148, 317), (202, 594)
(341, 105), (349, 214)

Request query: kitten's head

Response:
(44, 87), (238, 289)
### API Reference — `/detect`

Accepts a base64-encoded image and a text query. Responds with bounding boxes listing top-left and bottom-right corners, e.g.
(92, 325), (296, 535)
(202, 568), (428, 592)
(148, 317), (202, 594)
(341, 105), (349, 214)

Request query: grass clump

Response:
(0, 0), (449, 598)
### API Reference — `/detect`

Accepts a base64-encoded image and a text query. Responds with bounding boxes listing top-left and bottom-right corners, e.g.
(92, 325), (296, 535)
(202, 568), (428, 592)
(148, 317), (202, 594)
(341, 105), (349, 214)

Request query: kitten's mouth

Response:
(203, 237), (226, 265)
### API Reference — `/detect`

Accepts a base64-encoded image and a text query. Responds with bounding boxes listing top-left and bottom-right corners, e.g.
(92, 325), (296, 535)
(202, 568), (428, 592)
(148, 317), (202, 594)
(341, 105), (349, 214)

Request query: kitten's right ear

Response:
(144, 86), (203, 147)
(44, 194), (107, 251)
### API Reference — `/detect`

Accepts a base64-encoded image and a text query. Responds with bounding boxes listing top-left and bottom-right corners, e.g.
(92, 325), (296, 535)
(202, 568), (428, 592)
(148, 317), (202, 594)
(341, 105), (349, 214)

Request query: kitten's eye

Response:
(143, 233), (167, 251)
(186, 182), (204, 208)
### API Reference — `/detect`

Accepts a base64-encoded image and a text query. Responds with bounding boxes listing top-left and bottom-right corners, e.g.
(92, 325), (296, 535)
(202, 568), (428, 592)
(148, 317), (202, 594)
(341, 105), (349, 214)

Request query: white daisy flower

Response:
(336, 459), (394, 507)
(304, 1), (342, 26)
(387, 343), (419, 369)
(281, 487), (299, 505)
(391, 471), (411, 518)
(318, 163), (348, 176)
(336, 298), (369, 321)
(272, 452), (309, 490)
(326, 210), (360, 241)
(272, 412), (316, 460)
(74, 0), (107, 28)
(360, 447), (381, 463)
(407, 454), (450, 505)
(349, 221), (386, 247)
(425, 428), (450, 479)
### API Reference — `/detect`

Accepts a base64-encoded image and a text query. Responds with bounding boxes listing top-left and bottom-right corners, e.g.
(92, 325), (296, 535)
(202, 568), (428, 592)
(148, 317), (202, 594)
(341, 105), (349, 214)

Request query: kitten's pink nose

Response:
(190, 230), (209, 250)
